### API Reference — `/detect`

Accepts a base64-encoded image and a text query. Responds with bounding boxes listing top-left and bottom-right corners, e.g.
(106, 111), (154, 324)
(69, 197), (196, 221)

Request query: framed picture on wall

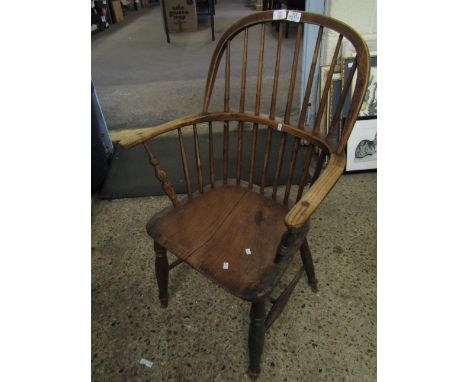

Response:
(342, 54), (377, 118)
(345, 116), (377, 173)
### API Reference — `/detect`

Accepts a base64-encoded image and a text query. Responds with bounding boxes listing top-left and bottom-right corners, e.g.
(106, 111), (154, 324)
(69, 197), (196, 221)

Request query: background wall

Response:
(322, 0), (377, 62)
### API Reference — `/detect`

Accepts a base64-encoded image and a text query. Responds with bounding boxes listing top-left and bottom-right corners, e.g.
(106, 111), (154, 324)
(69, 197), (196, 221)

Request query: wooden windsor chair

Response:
(120, 10), (369, 379)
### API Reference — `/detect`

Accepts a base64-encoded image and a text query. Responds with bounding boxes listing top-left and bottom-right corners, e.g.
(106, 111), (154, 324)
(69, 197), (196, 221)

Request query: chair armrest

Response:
(285, 153), (346, 229)
(119, 113), (211, 149)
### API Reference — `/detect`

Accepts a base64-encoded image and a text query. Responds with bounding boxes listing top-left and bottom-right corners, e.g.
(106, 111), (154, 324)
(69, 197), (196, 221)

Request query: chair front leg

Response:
(300, 240), (318, 292)
(154, 241), (169, 308)
(247, 300), (266, 379)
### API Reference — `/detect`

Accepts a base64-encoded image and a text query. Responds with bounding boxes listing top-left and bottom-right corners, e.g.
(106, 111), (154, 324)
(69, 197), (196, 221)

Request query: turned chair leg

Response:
(300, 240), (318, 292)
(154, 241), (169, 308)
(247, 300), (266, 379)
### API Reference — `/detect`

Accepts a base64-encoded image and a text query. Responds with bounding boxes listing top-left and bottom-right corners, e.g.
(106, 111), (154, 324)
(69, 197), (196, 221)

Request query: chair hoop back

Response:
(202, 10), (370, 155)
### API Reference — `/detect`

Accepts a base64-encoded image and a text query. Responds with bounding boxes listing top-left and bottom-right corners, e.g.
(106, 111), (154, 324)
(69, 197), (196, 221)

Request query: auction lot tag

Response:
(223, 262), (229, 270)
(139, 359), (153, 368)
(287, 11), (301, 22)
(273, 10), (287, 20)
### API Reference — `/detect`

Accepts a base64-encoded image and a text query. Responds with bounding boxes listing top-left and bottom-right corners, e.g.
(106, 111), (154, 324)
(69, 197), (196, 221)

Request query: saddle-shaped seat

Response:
(147, 183), (289, 300)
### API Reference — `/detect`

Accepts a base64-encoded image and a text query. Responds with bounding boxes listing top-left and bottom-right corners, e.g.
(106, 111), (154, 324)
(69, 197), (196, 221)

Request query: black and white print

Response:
(346, 117), (377, 172)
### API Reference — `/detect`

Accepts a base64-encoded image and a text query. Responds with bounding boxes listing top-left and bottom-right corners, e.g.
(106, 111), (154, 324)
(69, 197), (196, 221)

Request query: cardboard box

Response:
(111, 1), (124, 23)
(164, 0), (197, 32)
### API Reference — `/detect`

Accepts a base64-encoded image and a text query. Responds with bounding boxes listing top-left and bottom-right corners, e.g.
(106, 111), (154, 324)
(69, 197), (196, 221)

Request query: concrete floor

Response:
(91, 173), (376, 382)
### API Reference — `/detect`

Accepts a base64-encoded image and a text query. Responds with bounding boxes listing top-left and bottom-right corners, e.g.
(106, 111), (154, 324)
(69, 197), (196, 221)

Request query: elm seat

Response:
(146, 184), (289, 300)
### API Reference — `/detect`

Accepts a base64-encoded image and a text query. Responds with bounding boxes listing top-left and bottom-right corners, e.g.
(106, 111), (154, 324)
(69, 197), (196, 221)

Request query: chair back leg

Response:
(247, 300), (266, 379)
(300, 240), (318, 292)
(154, 242), (169, 308)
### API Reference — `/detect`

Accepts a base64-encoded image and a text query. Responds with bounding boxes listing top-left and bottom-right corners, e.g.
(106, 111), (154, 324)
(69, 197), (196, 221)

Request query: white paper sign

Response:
(223, 262), (229, 270)
(277, 123), (282, 132)
(287, 11), (302, 23)
(273, 10), (287, 20)
(245, 248), (252, 255)
(139, 358), (153, 368)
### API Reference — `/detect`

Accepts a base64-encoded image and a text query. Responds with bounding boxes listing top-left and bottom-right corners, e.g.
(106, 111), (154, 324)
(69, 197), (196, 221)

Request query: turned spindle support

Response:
(143, 142), (179, 207)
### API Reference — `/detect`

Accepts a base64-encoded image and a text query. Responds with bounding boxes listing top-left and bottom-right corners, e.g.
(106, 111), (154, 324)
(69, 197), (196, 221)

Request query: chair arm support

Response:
(285, 153), (346, 229)
(119, 113), (212, 149)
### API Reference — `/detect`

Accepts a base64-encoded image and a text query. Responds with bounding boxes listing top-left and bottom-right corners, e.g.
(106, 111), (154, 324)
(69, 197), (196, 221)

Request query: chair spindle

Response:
(296, 145), (314, 202)
(208, 121), (215, 188)
(223, 42), (231, 185)
(327, 58), (357, 142)
(309, 150), (326, 186)
(177, 128), (192, 199)
(193, 124), (203, 193)
(236, 29), (249, 184)
(224, 41), (230, 112)
(283, 137), (299, 205)
(269, 22), (283, 120)
(260, 128), (273, 194)
(255, 24), (265, 116)
(280, 25), (303, 203)
(249, 24), (266, 189)
(284, 23), (303, 124)
(249, 125), (258, 189)
(143, 142), (179, 207)
(272, 133), (287, 200)
(236, 124), (244, 184)
(260, 22), (283, 194)
(296, 149), (326, 202)
(223, 122), (229, 184)
(313, 34), (343, 135)
(240, 29), (248, 113)
(298, 26), (324, 129)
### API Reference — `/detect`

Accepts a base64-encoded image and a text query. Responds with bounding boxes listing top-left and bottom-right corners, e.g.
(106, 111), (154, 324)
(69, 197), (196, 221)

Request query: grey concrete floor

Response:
(91, 173), (376, 381)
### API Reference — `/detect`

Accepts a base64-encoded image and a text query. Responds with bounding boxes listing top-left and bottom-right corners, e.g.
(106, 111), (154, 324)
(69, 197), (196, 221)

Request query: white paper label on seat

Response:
(277, 123), (282, 132)
(273, 10), (287, 20)
(223, 262), (229, 269)
(348, 62), (354, 68)
(139, 358), (153, 368)
(245, 248), (252, 255)
(287, 11), (301, 23)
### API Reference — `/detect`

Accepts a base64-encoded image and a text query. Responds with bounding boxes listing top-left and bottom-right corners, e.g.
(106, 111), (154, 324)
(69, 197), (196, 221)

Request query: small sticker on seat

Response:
(245, 248), (252, 255)
(277, 123), (282, 131)
(223, 262), (229, 269)
(273, 10), (287, 20)
(287, 11), (301, 23)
